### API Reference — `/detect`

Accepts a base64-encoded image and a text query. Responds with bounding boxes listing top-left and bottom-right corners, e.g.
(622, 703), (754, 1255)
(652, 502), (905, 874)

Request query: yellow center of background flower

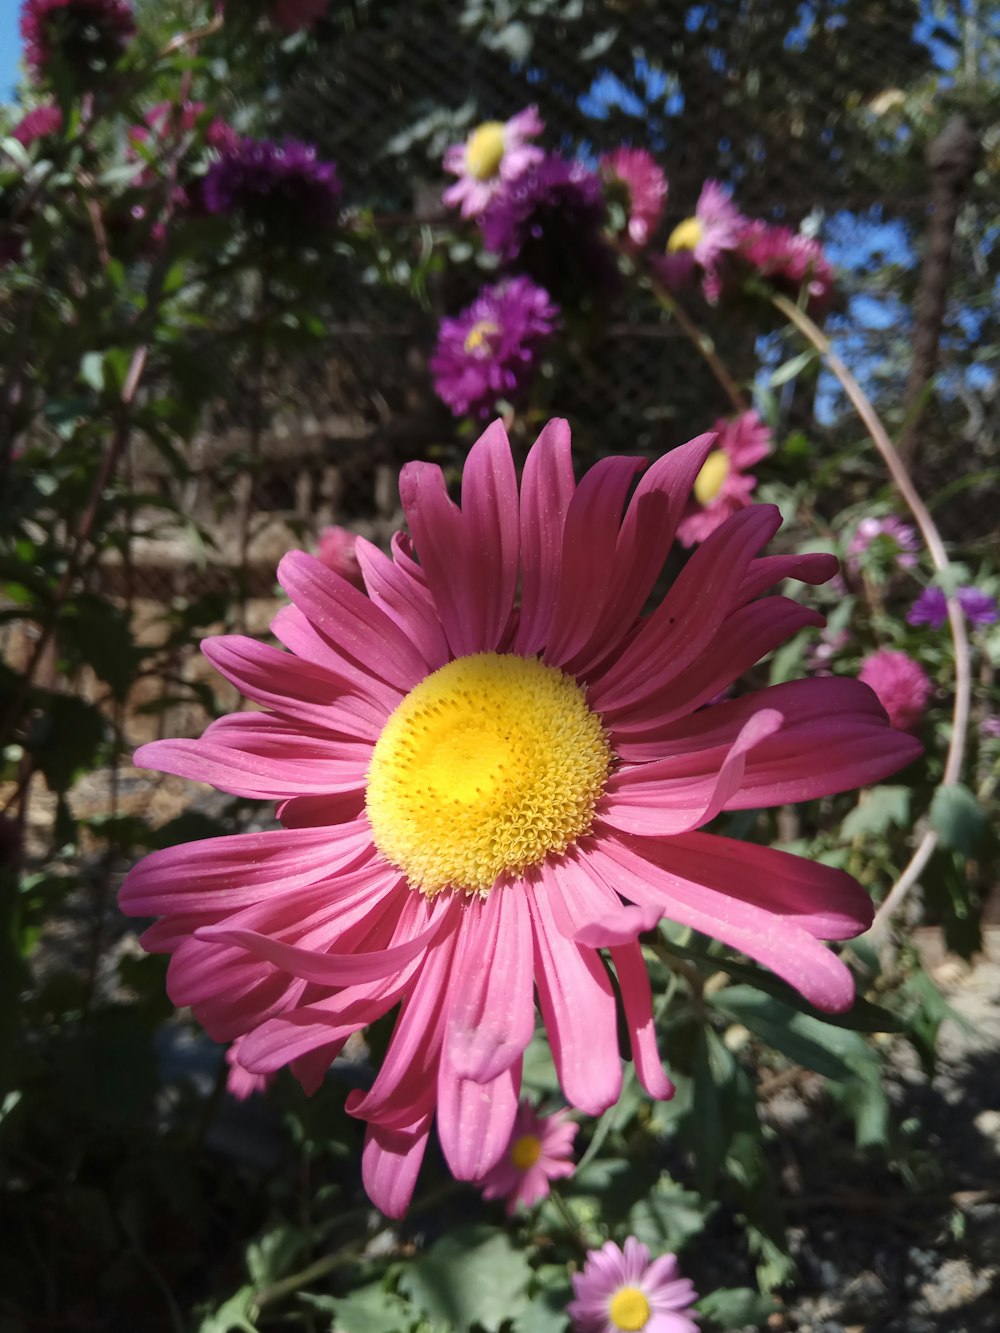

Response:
(366, 653), (610, 896)
(463, 319), (500, 355)
(509, 1133), (543, 1170)
(667, 215), (703, 252)
(465, 122), (507, 180)
(693, 448), (730, 505)
(609, 1287), (651, 1331)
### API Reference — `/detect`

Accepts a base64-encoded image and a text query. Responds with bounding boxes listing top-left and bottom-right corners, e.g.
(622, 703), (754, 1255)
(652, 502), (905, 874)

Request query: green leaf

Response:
(769, 348), (817, 386)
(329, 1283), (413, 1333)
(23, 693), (106, 793)
(198, 1285), (259, 1333)
(514, 1287), (571, 1333)
(627, 1179), (707, 1252)
(841, 785), (911, 839)
(399, 1226), (531, 1332)
(929, 784), (988, 856)
(697, 1286), (779, 1329)
(689, 1026), (738, 1194)
(711, 986), (876, 1083)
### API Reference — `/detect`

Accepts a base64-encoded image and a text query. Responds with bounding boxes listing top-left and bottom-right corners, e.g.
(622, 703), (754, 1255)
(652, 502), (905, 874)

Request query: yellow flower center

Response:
(465, 121), (507, 180)
(463, 319), (500, 355)
(693, 448), (730, 505)
(667, 215), (703, 252)
(509, 1133), (543, 1170)
(366, 653), (611, 896)
(609, 1287), (651, 1331)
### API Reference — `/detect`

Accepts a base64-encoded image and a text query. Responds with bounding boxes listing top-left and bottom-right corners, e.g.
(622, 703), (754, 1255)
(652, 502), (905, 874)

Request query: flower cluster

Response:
(121, 417), (921, 1217)
(202, 136), (341, 230)
(430, 276), (559, 418)
(21, 0), (136, 84)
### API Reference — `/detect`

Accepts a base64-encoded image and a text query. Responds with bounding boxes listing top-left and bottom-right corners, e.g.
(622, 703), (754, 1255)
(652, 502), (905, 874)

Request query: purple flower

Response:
(847, 516), (919, 572)
(430, 276), (559, 418)
(480, 153), (614, 302)
(20, 0), (135, 83)
(981, 717), (1000, 740)
(202, 136), (341, 230)
(908, 585), (999, 629)
(568, 1237), (699, 1333)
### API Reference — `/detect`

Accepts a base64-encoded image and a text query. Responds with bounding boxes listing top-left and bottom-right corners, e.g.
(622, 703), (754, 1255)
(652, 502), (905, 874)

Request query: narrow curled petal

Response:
(363, 1112), (434, 1219)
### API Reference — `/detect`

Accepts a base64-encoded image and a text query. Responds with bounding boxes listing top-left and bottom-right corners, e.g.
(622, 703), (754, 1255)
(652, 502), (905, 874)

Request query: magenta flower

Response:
(11, 103), (63, 147)
(735, 219), (835, 315)
(202, 136), (341, 229)
(858, 649), (932, 732)
(430, 276), (559, 418)
(121, 419), (921, 1217)
(568, 1237), (698, 1333)
(20, 0), (135, 83)
(478, 1100), (577, 1213)
(676, 410), (772, 547)
(847, 515), (919, 572)
(317, 526), (364, 590)
(271, 0), (327, 31)
(665, 179), (745, 301)
(443, 107), (545, 219)
(908, 585), (999, 629)
(600, 148), (668, 248)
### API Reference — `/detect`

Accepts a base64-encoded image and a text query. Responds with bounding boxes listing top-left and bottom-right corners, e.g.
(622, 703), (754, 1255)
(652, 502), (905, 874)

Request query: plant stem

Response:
(649, 278), (749, 415)
(770, 292), (971, 941)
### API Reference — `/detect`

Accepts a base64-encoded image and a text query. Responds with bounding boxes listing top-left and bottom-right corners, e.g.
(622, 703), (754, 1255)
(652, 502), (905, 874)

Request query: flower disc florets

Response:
(366, 652), (611, 896)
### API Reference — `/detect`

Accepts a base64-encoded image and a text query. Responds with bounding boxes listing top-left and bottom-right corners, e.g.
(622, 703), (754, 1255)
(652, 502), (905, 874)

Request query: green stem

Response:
(649, 279), (749, 415)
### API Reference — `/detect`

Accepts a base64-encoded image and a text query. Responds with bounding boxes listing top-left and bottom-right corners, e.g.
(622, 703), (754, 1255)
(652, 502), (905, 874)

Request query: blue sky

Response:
(1, 3), (20, 102)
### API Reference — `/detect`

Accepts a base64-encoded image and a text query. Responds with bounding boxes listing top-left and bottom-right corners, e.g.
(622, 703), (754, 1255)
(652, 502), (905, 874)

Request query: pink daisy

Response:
(478, 1099), (577, 1213)
(316, 525), (364, 591)
(600, 148), (668, 248)
(120, 419), (921, 1218)
(676, 410), (772, 547)
(665, 179), (745, 300)
(443, 106), (545, 219)
(736, 218), (835, 316)
(858, 650), (932, 732)
(568, 1237), (698, 1333)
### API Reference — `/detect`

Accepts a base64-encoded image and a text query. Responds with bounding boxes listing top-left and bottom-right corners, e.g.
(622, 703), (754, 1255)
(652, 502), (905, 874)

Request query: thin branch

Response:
(771, 292), (972, 942)
(649, 279), (749, 416)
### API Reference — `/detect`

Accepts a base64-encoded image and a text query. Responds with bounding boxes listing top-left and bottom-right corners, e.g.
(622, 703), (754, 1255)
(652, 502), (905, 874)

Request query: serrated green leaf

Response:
(399, 1226), (531, 1332)
(627, 1179), (707, 1251)
(198, 1285), (258, 1333)
(330, 1283), (414, 1333)
(929, 784), (987, 856)
(697, 1285), (779, 1329)
(841, 785), (910, 839)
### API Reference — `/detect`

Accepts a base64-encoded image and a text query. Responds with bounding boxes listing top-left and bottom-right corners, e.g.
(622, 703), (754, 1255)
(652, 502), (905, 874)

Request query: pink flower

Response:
(858, 649), (932, 732)
(847, 515), (919, 572)
(271, 0), (326, 32)
(20, 0), (135, 83)
(736, 219), (835, 316)
(568, 1237), (698, 1333)
(225, 1035), (275, 1100)
(11, 103), (63, 146)
(676, 410), (772, 546)
(121, 418), (921, 1217)
(665, 179), (745, 300)
(443, 107), (545, 219)
(316, 525), (364, 590)
(478, 1100), (576, 1212)
(600, 148), (668, 247)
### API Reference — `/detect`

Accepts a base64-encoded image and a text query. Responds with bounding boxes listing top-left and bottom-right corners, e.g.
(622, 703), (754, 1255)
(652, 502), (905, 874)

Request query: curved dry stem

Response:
(771, 292), (971, 943)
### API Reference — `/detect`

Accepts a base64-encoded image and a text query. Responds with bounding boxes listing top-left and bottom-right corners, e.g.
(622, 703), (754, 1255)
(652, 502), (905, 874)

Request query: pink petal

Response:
(610, 941), (675, 1099)
(589, 504), (782, 713)
(353, 536), (450, 672)
(543, 456), (647, 668)
(572, 433), (716, 673)
(362, 1111), (434, 1218)
(600, 709), (784, 835)
(445, 888), (536, 1084)
(277, 550), (429, 691)
(119, 821), (373, 916)
(527, 871), (622, 1114)
(513, 418), (576, 656)
(201, 636), (385, 740)
(269, 605), (403, 715)
(586, 835), (858, 1011)
(437, 1059), (521, 1181)
(737, 551), (839, 604)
